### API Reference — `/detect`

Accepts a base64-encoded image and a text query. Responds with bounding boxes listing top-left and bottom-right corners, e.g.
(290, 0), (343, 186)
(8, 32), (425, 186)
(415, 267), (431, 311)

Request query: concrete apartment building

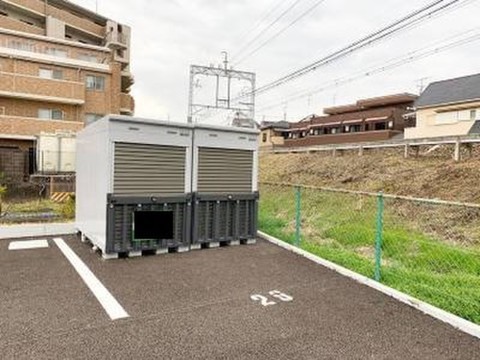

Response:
(277, 93), (417, 148)
(0, 0), (134, 174)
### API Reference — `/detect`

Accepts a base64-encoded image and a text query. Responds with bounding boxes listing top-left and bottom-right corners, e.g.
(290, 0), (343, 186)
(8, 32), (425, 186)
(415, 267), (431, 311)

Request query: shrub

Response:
(61, 194), (75, 219)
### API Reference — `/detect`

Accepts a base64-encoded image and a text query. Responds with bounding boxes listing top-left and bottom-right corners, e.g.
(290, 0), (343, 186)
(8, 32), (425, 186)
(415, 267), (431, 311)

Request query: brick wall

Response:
(7, 0), (45, 15)
(8, 58), (80, 81)
(0, 72), (85, 101)
(0, 4), (133, 140)
(0, 98), (80, 121)
(0, 15), (44, 36)
(0, 115), (83, 136)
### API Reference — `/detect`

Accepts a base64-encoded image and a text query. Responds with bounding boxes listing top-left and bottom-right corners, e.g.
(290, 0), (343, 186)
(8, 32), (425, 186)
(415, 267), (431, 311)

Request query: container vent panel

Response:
(197, 147), (253, 193)
(114, 142), (186, 195)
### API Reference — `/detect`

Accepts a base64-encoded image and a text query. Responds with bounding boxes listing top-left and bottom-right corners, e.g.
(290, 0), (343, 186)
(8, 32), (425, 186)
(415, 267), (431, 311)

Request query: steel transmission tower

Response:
(187, 52), (256, 125)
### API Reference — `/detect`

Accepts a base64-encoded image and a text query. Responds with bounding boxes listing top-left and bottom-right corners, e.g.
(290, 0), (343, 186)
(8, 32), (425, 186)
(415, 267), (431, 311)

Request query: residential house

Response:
(259, 120), (291, 148)
(405, 73), (480, 139)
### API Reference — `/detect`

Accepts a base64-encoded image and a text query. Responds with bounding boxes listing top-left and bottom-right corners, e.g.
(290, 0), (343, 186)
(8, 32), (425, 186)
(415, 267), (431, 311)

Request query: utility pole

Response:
(187, 53), (256, 125)
(221, 51), (228, 70)
(416, 76), (430, 94)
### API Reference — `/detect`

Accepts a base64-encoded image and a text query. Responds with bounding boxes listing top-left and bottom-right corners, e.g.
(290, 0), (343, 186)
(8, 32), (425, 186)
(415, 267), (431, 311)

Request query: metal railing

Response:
(266, 133), (480, 155)
(259, 182), (480, 324)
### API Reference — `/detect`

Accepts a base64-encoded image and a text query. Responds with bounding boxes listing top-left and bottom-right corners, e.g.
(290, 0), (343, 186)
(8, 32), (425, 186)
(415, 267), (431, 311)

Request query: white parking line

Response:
(53, 238), (129, 321)
(8, 239), (49, 250)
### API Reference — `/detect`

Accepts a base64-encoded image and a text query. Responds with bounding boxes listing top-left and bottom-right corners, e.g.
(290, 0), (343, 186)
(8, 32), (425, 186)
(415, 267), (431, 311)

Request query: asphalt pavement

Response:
(1, 235), (479, 359)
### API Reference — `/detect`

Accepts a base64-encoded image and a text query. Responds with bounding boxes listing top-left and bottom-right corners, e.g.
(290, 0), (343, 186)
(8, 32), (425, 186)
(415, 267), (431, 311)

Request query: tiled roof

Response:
(416, 73), (480, 108)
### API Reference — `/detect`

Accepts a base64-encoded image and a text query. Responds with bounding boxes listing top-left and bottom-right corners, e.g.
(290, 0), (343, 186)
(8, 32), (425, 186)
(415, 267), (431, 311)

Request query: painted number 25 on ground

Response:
(250, 290), (293, 306)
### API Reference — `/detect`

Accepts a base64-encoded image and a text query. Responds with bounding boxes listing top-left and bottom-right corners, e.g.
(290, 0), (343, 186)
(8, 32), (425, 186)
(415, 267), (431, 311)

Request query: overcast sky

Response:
(72, 0), (480, 123)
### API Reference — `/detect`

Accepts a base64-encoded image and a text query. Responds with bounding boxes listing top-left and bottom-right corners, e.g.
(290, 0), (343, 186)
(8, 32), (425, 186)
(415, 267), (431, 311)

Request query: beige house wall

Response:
(405, 101), (480, 139)
(260, 128), (286, 148)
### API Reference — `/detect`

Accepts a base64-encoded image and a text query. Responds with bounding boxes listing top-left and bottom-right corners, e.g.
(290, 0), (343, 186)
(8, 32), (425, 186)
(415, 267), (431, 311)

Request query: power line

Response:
(252, 0), (467, 96)
(230, 0), (305, 62)
(206, 0), (476, 124)
(255, 0), (477, 107)
(256, 26), (480, 113)
(259, 24), (480, 110)
(233, 0), (327, 66)
(234, 0), (292, 47)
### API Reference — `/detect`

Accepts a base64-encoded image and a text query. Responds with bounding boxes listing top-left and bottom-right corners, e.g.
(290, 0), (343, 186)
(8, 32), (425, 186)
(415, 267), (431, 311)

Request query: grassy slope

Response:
(260, 149), (480, 203)
(259, 150), (480, 323)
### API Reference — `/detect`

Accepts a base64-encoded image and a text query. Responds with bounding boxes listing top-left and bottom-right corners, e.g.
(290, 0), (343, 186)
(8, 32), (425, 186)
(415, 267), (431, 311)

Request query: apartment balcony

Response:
(6, 0), (46, 15)
(0, 114), (84, 137)
(46, 3), (104, 38)
(105, 31), (128, 49)
(5, 0), (104, 38)
(0, 14), (44, 35)
(119, 93), (134, 115)
(121, 71), (134, 92)
(0, 72), (85, 105)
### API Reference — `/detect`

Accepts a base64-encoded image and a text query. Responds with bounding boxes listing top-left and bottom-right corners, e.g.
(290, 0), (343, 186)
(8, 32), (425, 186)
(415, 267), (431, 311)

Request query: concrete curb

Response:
(0, 223), (76, 240)
(258, 230), (480, 340)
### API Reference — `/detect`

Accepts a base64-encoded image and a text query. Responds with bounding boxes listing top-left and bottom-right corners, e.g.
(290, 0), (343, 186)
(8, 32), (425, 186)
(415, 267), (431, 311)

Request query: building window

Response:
(262, 133), (267, 143)
(350, 124), (361, 133)
(38, 109), (64, 120)
(85, 113), (104, 125)
(470, 110), (477, 121)
(86, 75), (105, 91)
(45, 47), (68, 57)
(39, 68), (63, 80)
(374, 122), (387, 131)
(436, 109), (479, 124)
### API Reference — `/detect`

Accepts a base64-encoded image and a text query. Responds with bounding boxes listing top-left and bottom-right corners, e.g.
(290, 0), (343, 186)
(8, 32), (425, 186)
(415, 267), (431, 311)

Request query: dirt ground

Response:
(260, 145), (480, 203)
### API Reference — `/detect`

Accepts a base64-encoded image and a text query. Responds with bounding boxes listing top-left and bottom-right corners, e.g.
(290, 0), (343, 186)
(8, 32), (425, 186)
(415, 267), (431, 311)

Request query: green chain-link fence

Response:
(259, 182), (480, 324)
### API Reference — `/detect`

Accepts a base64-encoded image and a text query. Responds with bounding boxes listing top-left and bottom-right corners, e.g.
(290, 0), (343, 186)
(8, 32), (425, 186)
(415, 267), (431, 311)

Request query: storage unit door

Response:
(114, 142), (186, 195)
(197, 147), (253, 193)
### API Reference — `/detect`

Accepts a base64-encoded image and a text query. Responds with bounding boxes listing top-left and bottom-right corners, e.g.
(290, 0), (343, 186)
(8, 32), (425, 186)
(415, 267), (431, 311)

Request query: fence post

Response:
(295, 186), (301, 247)
(374, 192), (384, 281)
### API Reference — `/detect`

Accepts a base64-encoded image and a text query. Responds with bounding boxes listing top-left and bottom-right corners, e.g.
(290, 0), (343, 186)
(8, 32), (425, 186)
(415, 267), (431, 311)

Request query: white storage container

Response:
(191, 124), (259, 247)
(75, 115), (194, 258)
(37, 132), (76, 173)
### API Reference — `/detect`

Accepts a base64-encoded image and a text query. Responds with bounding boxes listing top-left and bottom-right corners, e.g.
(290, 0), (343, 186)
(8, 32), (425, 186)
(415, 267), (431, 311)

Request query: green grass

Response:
(0, 198), (74, 223)
(259, 185), (480, 324)
(2, 199), (63, 213)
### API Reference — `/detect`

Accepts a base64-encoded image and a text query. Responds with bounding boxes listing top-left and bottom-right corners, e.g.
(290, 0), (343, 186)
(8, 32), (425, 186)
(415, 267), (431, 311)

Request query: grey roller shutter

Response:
(114, 142), (185, 195)
(197, 147), (253, 193)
